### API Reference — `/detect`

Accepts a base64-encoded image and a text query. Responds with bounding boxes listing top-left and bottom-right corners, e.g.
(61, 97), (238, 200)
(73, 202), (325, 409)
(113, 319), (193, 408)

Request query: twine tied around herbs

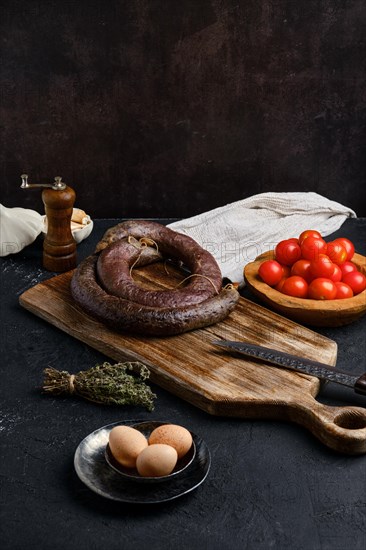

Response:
(42, 361), (157, 411)
(68, 374), (76, 394)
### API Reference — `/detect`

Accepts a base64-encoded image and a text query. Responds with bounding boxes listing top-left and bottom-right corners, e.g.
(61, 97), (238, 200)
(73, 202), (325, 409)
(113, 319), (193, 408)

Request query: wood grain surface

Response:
(19, 261), (366, 454)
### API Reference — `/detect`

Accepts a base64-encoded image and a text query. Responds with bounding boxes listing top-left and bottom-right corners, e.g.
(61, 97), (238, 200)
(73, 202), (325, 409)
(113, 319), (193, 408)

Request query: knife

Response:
(212, 340), (366, 396)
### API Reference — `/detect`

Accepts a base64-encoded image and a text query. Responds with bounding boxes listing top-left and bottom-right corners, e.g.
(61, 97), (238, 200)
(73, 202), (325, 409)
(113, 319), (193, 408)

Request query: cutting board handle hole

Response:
(334, 410), (366, 430)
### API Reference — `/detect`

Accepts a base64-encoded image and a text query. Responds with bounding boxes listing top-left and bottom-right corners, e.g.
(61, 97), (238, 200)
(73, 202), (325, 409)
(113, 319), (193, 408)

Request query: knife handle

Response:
(355, 373), (366, 395)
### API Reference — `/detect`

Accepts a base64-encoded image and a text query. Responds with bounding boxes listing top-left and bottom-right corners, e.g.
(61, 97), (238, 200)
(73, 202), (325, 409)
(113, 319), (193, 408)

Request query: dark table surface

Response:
(1, 217), (365, 550)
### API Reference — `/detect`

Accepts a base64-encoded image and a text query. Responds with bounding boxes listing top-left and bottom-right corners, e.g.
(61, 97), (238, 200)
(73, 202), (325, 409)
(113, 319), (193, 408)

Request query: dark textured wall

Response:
(1, 0), (366, 218)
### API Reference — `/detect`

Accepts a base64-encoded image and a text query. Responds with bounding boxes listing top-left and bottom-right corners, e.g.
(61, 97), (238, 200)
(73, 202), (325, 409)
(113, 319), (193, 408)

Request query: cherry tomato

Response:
(258, 260), (284, 286)
(299, 229), (322, 245)
(342, 271), (366, 295)
(308, 278), (337, 300)
(329, 264), (342, 283)
(291, 259), (312, 283)
(300, 236), (328, 261)
(331, 237), (355, 261)
(340, 261), (358, 279)
(326, 241), (348, 265)
(275, 240), (302, 266)
(334, 282), (354, 299)
(275, 277), (288, 292)
(281, 276), (308, 298)
(274, 266), (291, 291)
(309, 254), (335, 279)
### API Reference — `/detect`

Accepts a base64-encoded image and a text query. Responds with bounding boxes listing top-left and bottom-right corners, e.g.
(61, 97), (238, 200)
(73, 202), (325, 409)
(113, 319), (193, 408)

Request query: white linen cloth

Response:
(168, 192), (356, 286)
(0, 204), (43, 257)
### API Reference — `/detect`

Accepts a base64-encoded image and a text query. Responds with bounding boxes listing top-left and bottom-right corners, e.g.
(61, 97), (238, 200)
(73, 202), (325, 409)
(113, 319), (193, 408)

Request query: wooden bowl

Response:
(244, 251), (366, 327)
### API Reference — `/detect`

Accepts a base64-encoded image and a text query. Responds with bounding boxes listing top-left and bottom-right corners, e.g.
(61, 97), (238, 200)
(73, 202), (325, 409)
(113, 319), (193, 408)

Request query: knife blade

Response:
(212, 340), (366, 396)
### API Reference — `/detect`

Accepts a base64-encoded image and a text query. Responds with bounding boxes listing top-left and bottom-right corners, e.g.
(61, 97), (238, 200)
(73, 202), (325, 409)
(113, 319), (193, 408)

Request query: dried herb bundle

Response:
(42, 361), (156, 411)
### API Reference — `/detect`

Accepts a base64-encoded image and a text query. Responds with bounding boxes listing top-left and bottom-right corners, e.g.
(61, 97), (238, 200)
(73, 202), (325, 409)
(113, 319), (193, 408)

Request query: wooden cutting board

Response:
(19, 261), (366, 455)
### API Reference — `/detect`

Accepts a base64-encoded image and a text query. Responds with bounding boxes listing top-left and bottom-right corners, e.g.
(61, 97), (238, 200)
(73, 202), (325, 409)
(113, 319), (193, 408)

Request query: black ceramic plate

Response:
(74, 419), (211, 504)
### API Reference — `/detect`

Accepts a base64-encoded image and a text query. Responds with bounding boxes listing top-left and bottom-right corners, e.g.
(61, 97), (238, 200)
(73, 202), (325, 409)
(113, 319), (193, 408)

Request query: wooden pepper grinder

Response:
(21, 174), (77, 272)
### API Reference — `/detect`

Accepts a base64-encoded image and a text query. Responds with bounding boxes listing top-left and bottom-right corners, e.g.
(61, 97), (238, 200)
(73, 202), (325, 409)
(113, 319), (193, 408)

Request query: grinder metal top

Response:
(21, 174), (66, 191)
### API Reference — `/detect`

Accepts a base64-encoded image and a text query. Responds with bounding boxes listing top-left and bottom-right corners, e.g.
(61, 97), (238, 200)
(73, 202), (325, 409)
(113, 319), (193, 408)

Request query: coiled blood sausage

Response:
(97, 225), (222, 308)
(70, 220), (239, 336)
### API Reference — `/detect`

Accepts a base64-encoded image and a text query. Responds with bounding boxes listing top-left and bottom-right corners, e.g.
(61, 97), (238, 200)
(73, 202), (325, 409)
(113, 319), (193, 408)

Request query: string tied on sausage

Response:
(223, 282), (240, 291)
(175, 273), (220, 295)
(127, 235), (159, 253)
(127, 235), (160, 278)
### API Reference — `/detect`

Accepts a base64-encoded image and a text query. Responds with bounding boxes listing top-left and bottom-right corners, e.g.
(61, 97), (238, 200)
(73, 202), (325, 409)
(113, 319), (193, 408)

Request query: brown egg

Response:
(136, 444), (178, 477)
(108, 425), (148, 468)
(148, 424), (193, 459)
